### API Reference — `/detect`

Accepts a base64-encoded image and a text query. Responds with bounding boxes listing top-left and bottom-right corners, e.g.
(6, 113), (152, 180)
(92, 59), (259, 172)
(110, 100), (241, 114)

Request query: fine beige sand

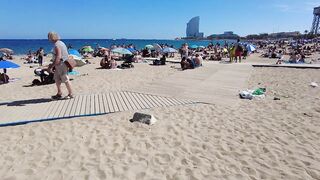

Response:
(0, 55), (320, 180)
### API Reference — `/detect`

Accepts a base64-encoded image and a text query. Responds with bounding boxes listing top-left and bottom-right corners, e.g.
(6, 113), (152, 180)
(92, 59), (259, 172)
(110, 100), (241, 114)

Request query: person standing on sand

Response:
(36, 47), (44, 66)
(235, 39), (243, 63)
(47, 32), (73, 100)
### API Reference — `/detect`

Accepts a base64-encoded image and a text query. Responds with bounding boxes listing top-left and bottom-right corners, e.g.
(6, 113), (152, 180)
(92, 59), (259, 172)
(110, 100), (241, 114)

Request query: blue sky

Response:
(0, 0), (317, 39)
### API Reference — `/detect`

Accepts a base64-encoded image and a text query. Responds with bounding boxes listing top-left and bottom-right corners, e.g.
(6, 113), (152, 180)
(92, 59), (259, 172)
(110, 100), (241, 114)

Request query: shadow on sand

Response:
(0, 98), (53, 107)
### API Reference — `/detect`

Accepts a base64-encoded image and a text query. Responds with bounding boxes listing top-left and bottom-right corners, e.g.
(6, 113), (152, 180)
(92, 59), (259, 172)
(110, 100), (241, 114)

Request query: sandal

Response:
(51, 94), (62, 100)
(64, 94), (74, 99)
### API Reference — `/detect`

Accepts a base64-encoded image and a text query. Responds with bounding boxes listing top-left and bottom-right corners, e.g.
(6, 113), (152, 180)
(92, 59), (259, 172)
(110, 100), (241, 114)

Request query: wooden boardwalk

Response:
(0, 91), (195, 126)
(252, 64), (320, 69)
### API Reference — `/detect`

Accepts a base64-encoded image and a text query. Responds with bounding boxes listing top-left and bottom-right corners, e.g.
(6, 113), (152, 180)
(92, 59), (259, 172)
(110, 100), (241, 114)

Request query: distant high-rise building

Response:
(186, 16), (204, 38)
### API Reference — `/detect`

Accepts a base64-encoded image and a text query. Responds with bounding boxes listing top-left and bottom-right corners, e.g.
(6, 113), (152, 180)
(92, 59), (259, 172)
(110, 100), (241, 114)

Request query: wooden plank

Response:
(146, 94), (162, 107)
(76, 95), (84, 116)
(85, 95), (91, 115)
(135, 93), (151, 108)
(153, 95), (169, 107)
(68, 96), (77, 116)
(47, 100), (62, 118)
(168, 97), (184, 105)
(123, 92), (139, 110)
(102, 93), (110, 113)
(113, 92), (124, 111)
(110, 92), (120, 112)
(153, 95), (168, 107)
(81, 95), (87, 115)
(58, 99), (70, 118)
(178, 98), (190, 104)
(56, 99), (69, 118)
(113, 92), (125, 111)
(90, 94), (95, 115)
(106, 93), (115, 113)
(157, 96), (172, 106)
(129, 92), (145, 109)
(161, 96), (176, 106)
(42, 100), (56, 119)
(46, 100), (58, 118)
(53, 100), (66, 118)
(119, 92), (133, 110)
(63, 98), (75, 117)
(142, 94), (157, 108)
(98, 94), (104, 114)
(70, 95), (80, 116)
(163, 97), (178, 106)
(93, 94), (99, 114)
(143, 93), (157, 108)
(117, 92), (130, 111)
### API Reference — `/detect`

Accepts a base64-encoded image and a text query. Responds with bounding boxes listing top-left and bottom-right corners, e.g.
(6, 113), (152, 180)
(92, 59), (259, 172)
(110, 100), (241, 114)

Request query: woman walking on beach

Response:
(48, 32), (73, 100)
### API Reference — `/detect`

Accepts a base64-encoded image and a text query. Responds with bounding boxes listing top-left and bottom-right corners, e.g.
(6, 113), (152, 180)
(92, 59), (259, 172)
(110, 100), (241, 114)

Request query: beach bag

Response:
(64, 56), (77, 70)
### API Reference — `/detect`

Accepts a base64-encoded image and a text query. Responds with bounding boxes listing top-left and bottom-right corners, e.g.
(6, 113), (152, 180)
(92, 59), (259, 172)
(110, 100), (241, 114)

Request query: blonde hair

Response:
(48, 32), (60, 42)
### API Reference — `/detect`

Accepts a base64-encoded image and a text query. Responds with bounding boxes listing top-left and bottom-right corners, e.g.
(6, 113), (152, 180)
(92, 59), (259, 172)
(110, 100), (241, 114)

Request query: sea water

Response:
(0, 39), (234, 55)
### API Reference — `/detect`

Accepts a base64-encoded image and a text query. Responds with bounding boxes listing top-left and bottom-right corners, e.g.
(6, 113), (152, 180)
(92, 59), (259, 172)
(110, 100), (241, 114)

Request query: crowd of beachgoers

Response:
(255, 38), (320, 64)
(1, 36), (320, 86)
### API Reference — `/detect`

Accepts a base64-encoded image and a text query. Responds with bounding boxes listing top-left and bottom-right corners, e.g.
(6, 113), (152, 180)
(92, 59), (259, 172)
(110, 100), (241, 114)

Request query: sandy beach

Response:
(0, 54), (320, 180)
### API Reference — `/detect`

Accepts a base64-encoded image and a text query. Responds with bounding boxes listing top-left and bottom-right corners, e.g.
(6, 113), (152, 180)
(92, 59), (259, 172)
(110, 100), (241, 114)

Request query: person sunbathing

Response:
(100, 55), (115, 69)
(194, 54), (202, 67)
(23, 50), (36, 63)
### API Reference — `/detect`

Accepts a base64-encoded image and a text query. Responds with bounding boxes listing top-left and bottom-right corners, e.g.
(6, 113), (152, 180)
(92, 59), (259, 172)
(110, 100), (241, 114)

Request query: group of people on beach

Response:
(258, 39), (320, 64)
(23, 48), (45, 66)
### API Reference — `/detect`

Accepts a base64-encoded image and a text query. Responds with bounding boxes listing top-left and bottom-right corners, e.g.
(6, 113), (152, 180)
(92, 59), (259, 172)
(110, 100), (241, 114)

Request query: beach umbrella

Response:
(0, 48), (14, 55)
(127, 48), (137, 53)
(162, 47), (178, 53)
(111, 48), (132, 55)
(190, 45), (198, 49)
(198, 46), (205, 49)
(145, 45), (154, 50)
(247, 44), (256, 52)
(81, 46), (94, 53)
(0, 60), (20, 69)
(153, 43), (162, 52)
(68, 55), (86, 67)
(68, 49), (82, 57)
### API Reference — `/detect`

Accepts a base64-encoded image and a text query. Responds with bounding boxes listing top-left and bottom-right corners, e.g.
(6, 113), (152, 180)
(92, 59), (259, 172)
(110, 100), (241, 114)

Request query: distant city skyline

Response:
(0, 0), (318, 39)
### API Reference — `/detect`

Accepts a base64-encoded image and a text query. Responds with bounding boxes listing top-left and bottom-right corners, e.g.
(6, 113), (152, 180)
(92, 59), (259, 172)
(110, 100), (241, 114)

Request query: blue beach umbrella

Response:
(0, 60), (20, 69)
(68, 49), (81, 57)
(247, 44), (256, 52)
(162, 47), (178, 53)
(127, 48), (137, 53)
(111, 48), (132, 55)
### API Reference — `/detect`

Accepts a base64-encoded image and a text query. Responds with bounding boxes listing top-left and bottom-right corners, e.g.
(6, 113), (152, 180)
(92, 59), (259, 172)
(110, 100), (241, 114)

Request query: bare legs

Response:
(56, 81), (62, 95)
(65, 81), (73, 95)
(55, 81), (72, 96)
